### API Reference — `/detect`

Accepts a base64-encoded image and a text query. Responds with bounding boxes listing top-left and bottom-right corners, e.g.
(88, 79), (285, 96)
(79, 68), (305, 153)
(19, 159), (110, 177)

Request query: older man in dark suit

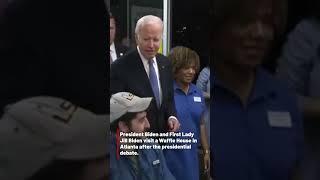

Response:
(110, 15), (179, 133)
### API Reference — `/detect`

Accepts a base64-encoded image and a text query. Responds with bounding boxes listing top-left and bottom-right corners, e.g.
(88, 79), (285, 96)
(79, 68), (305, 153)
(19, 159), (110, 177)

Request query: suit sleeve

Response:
(164, 62), (177, 120)
(110, 62), (126, 98)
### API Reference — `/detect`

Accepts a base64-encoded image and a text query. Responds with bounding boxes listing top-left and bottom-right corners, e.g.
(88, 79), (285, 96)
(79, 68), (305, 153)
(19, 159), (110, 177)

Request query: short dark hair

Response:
(211, 0), (287, 37)
(110, 112), (138, 133)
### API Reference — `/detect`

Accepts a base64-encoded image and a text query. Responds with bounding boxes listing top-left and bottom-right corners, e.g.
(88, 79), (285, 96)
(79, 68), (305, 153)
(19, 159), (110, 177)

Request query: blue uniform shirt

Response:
(211, 68), (304, 180)
(110, 135), (176, 180)
(164, 82), (206, 180)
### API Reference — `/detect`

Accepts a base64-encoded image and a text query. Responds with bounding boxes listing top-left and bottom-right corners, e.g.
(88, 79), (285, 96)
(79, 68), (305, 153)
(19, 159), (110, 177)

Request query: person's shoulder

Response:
(260, 69), (298, 103)
(112, 49), (138, 67)
(119, 48), (136, 59)
(148, 143), (167, 161)
(190, 83), (204, 96)
(156, 53), (170, 62)
(156, 54), (172, 68)
(202, 66), (210, 72)
(259, 69), (288, 90)
(289, 18), (320, 42)
(115, 43), (130, 52)
(258, 69), (301, 120)
(199, 67), (210, 76)
(296, 18), (320, 31)
(109, 136), (123, 172)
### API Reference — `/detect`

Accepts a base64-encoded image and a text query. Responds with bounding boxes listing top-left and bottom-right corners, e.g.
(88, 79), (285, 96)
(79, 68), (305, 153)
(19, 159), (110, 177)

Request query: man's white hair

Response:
(135, 15), (163, 39)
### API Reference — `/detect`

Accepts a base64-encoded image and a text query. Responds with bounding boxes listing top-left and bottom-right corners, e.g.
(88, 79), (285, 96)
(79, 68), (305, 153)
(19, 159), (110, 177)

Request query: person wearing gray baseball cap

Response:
(0, 96), (108, 180)
(110, 92), (175, 180)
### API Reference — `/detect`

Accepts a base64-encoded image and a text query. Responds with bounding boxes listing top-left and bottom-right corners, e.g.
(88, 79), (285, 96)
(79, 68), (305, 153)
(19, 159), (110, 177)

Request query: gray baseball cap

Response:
(110, 92), (152, 123)
(0, 96), (107, 180)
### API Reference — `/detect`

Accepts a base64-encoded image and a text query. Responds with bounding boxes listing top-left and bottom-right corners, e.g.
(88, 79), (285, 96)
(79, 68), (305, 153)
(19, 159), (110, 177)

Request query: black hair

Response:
(211, 0), (287, 37)
(110, 112), (138, 133)
(210, 0), (288, 72)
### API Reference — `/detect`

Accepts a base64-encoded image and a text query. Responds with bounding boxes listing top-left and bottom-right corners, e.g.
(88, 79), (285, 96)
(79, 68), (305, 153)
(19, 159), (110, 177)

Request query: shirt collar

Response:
(110, 42), (116, 53)
(137, 46), (156, 63)
(250, 67), (277, 101)
(214, 67), (277, 103)
(110, 42), (115, 51)
(174, 81), (197, 95)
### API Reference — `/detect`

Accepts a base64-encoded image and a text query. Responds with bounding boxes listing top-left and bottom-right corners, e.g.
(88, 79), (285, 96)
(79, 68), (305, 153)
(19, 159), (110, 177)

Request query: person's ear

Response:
(135, 34), (139, 44)
(118, 121), (129, 132)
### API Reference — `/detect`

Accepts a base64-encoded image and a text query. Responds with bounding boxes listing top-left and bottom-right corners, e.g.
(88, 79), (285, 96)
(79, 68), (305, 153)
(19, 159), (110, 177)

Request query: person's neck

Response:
(215, 61), (255, 106)
(176, 81), (190, 94)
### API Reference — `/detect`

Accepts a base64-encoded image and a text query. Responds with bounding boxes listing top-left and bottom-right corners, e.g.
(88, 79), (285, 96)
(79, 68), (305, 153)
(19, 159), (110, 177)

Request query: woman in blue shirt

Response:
(164, 46), (210, 180)
(211, 0), (304, 180)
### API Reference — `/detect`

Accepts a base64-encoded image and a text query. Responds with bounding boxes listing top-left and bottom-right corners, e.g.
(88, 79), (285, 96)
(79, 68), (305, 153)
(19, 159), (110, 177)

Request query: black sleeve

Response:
(109, 62), (126, 98)
(163, 60), (177, 120)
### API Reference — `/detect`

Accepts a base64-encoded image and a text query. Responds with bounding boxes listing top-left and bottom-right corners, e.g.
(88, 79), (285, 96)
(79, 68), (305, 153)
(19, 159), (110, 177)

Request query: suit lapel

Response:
(157, 55), (167, 95)
(115, 44), (120, 58)
(131, 50), (154, 97)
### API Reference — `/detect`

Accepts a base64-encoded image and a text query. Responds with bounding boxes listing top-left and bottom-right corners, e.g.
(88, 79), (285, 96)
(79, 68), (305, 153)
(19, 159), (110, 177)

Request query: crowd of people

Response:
(109, 0), (320, 179)
(109, 15), (209, 180)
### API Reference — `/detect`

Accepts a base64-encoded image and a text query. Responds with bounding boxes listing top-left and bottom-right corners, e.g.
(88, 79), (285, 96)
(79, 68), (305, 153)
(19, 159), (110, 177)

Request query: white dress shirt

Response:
(137, 46), (162, 104)
(137, 47), (178, 123)
(110, 43), (117, 62)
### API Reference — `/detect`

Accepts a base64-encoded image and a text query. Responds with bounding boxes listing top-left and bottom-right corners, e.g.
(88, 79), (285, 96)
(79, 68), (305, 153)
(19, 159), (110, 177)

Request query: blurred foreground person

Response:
(0, 97), (107, 180)
(211, 0), (304, 179)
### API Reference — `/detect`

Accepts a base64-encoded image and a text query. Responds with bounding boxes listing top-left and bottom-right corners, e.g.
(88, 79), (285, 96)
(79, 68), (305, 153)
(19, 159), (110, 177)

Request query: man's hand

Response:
(168, 117), (180, 132)
(203, 150), (210, 172)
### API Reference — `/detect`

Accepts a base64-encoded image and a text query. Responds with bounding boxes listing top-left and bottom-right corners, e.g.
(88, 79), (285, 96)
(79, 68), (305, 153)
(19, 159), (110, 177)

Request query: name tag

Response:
(267, 111), (292, 128)
(194, 96), (202, 102)
(153, 159), (160, 165)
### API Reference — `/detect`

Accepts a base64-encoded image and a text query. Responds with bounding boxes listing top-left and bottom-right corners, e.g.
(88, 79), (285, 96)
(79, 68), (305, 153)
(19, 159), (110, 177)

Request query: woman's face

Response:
(175, 63), (197, 85)
(215, 0), (275, 69)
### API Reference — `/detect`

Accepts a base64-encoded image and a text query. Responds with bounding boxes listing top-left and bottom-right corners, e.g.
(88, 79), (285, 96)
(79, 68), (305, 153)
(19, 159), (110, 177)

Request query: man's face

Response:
(110, 18), (116, 44)
(121, 112), (150, 133)
(216, 1), (274, 69)
(136, 23), (162, 60)
(175, 64), (196, 85)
